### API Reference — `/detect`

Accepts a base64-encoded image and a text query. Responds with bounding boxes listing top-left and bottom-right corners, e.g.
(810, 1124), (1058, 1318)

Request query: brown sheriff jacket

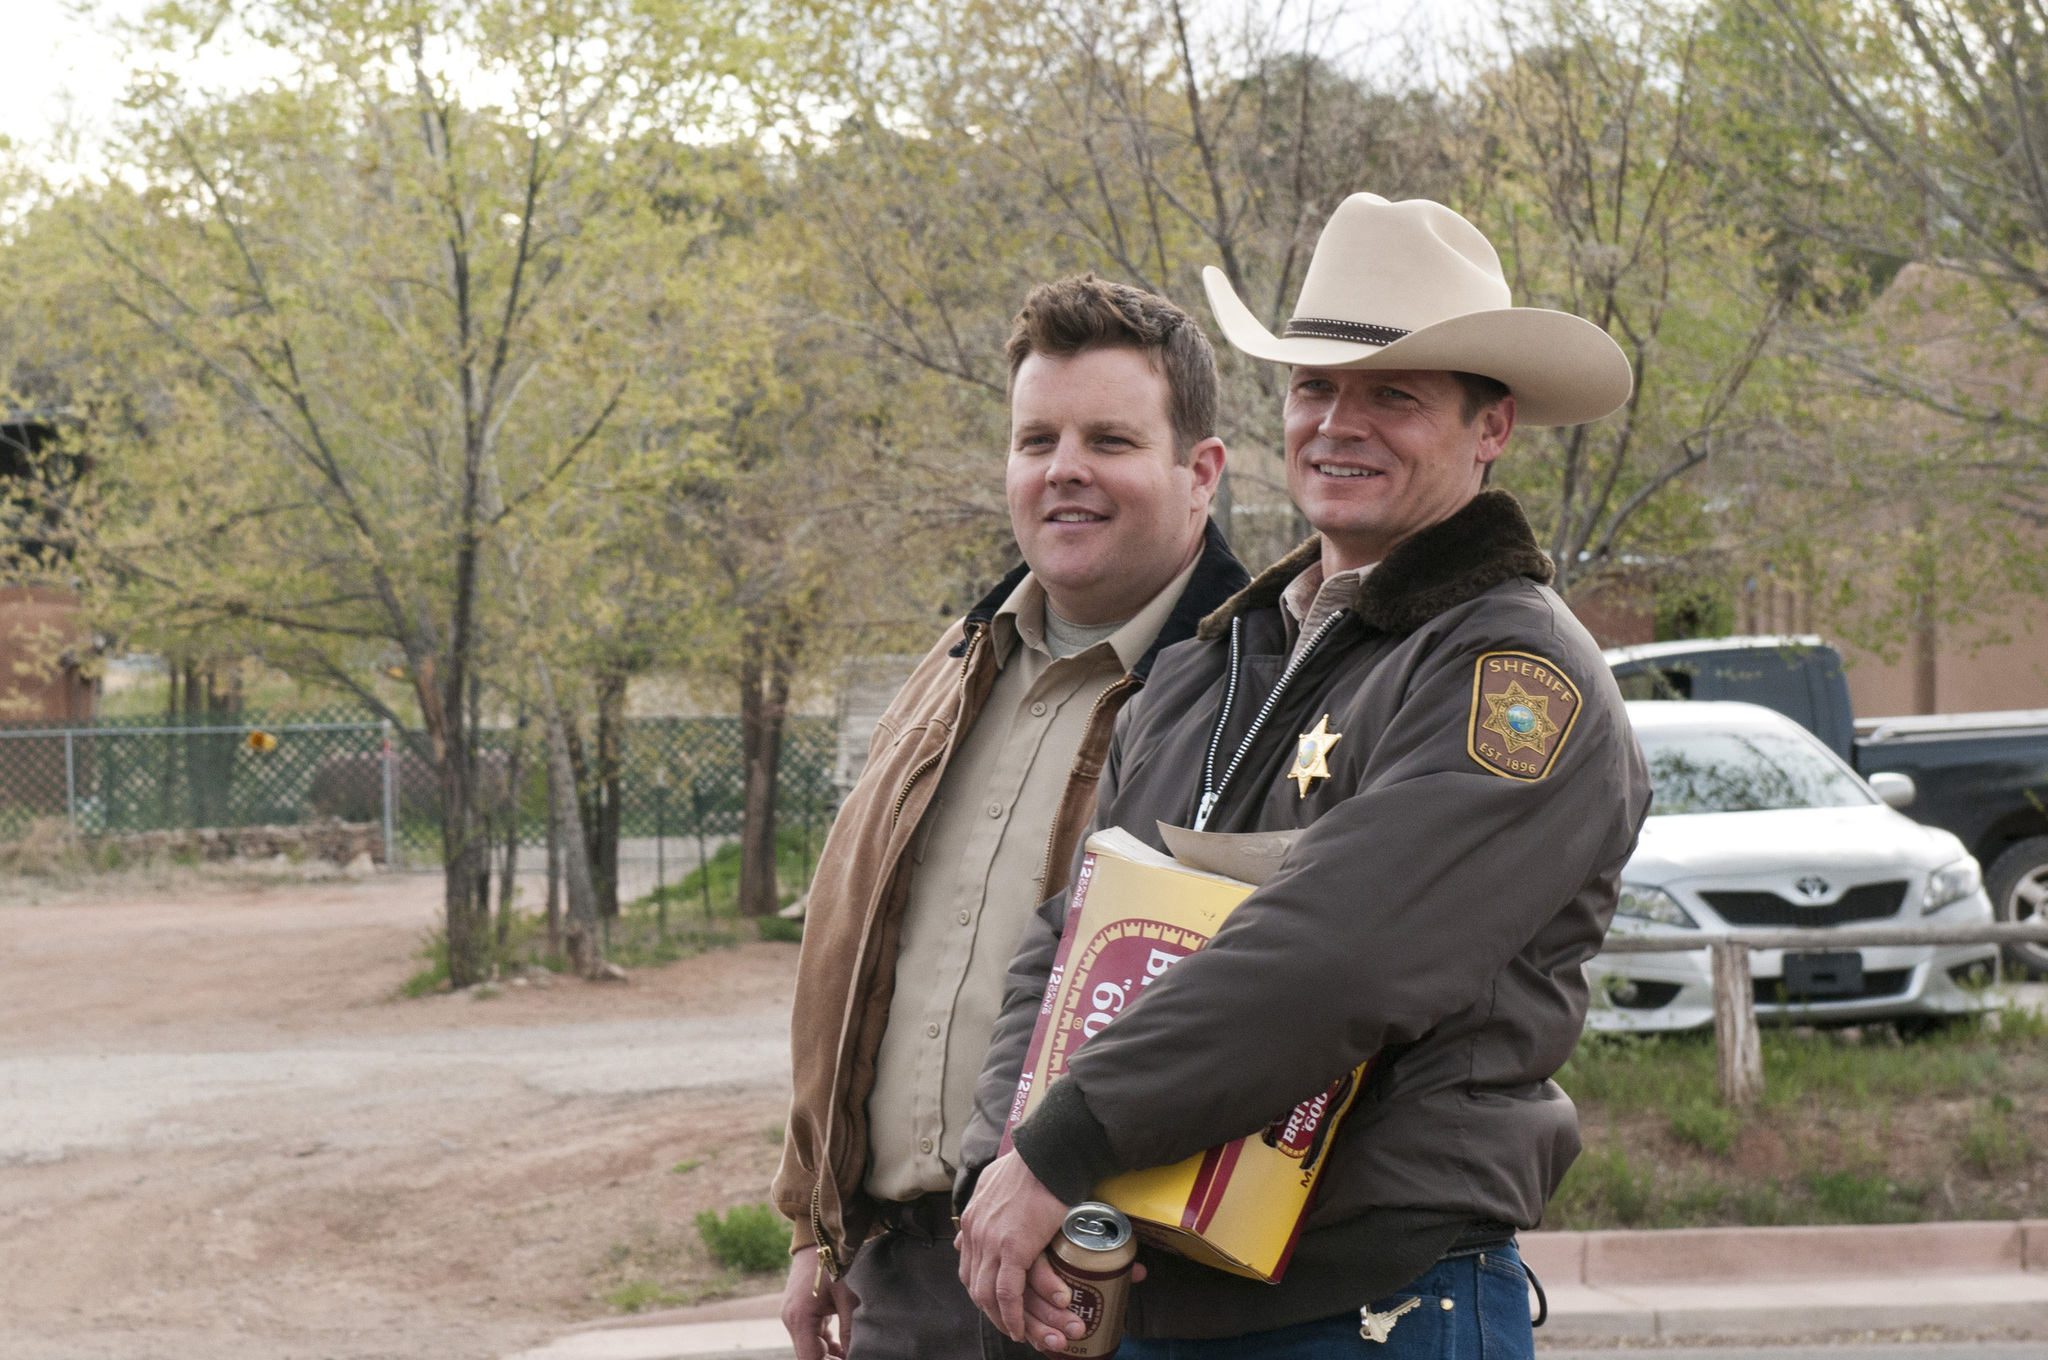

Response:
(967, 491), (1653, 1337)
(771, 523), (1246, 1275)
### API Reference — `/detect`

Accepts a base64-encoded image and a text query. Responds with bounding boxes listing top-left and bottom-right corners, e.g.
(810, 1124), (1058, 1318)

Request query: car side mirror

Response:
(1869, 771), (1916, 809)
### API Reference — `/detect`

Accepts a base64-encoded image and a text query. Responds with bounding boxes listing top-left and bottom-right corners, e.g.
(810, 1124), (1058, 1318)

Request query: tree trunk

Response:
(544, 751), (563, 959)
(424, 653), (489, 990)
(537, 687), (603, 976)
(439, 751), (489, 988)
(590, 669), (627, 917)
(737, 624), (792, 918)
(497, 717), (525, 949)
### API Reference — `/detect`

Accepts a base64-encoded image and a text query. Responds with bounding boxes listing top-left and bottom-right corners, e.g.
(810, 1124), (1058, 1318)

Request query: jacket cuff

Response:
(1011, 1076), (1122, 1205)
(787, 1208), (818, 1252)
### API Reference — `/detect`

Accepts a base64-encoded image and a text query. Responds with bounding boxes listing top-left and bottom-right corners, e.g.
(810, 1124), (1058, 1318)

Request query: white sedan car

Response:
(1585, 701), (1998, 1032)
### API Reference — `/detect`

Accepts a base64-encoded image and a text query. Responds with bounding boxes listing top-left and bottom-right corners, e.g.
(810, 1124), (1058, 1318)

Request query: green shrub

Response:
(1551, 1146), (1658, 1226)
(694, 1203), (792, 1273)
(1964, 1094), (2033, 1175)
(1668, 1100), (1741, 1157)
(1805, 1169), (1921, 1223)
(757, 915), (803, 943)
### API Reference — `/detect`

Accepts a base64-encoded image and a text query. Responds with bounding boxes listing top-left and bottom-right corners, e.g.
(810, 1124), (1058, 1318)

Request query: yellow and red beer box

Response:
(999, 827), (1369, 1283)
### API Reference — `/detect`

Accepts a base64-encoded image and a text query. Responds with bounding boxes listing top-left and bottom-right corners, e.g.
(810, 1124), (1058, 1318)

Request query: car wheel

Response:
(1987, 836), (2048, 978)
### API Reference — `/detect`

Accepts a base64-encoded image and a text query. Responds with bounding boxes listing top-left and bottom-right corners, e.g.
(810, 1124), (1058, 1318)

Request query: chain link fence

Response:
(0, 709), (840, 891)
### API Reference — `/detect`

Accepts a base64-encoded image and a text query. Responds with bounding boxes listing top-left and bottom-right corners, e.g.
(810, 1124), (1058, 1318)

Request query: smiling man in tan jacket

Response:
(774, 276), (1250, 1359)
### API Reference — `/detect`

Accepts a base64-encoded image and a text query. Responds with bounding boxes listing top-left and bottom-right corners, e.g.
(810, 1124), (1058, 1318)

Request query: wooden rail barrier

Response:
(1596, 922), (2048, 1106)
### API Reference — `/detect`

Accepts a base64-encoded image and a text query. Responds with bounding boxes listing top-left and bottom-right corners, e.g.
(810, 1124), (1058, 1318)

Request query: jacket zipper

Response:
(887, 628), (984, 828)
(889, 751), (941, 827)
(810, 1184), (838, 1284)
(1194, 610), (1348, 831)
(1035, 673), (1140, 892)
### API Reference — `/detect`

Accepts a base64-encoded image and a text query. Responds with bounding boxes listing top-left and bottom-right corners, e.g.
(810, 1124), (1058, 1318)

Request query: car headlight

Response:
(1615, 883), (1698, 928)
(1924, 858), (1982, 914)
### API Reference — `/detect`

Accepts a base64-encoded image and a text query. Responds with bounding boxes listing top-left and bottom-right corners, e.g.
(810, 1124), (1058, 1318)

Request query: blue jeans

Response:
(1116, 1242), (1536, 1359)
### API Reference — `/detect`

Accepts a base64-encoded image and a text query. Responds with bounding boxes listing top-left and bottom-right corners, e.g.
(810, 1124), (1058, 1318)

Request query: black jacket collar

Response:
(952, 519), (1250, 677)
(1196, 490), (1555, 641)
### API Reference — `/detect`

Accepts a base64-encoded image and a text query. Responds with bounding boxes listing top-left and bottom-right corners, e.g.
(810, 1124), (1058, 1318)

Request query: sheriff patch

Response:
(1467, 650), (1581, 781)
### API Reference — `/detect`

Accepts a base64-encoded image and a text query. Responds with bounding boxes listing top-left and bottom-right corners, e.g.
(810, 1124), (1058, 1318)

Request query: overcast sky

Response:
(3, 0), (1498, 183)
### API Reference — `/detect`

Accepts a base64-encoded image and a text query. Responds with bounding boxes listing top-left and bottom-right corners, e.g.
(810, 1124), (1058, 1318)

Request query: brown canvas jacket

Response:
(771, 523), (1247, 1277)
(965, 491), (1653, 1337)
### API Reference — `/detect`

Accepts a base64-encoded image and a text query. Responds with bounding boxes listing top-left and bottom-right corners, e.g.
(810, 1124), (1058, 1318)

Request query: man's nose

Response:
(1319, 386), (1376, 441)
(1044, 433), (1093, 484)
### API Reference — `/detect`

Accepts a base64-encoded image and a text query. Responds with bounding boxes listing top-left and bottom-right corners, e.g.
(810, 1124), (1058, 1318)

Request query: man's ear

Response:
(1187, 437), (1226, 505)
(1475, 396), (1515, 468)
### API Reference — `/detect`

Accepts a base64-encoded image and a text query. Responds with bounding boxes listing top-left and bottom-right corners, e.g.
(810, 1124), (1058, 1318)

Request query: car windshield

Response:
(1637, 727), (1872, 815)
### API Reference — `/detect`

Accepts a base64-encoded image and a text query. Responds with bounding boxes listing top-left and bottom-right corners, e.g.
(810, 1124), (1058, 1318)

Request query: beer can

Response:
(1046, 1201), (1136, 1357)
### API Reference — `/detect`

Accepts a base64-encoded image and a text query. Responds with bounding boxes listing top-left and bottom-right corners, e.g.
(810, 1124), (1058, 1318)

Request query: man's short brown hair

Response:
(1005, 275), (1218, 462)
(1452, 371), (1511, 424)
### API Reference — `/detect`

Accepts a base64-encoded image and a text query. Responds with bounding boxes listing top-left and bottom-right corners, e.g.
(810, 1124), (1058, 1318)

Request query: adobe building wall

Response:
(0, 585), (95, 723)
(1839, 612), (2048, 718)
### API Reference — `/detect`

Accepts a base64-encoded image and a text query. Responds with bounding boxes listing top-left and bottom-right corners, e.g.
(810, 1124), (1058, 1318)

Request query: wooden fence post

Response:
(1711, 941), (1763, 1107)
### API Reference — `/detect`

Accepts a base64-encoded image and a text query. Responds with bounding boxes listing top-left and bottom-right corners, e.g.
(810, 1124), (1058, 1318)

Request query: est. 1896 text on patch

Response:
(1466, 650), (1581, 781)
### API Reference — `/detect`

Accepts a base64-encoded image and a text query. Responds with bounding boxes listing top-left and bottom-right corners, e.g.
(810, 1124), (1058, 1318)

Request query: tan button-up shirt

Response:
(863, 558), (1198, 1200)
(1281, 559), (1374, 662)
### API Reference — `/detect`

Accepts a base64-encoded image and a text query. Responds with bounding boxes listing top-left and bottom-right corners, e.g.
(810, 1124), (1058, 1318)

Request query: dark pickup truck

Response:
(1605, 635), (2048, 974)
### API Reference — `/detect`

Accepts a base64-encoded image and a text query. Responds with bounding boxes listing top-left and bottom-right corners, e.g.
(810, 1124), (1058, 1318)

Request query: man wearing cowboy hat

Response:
(954, 194), (1652, 1355)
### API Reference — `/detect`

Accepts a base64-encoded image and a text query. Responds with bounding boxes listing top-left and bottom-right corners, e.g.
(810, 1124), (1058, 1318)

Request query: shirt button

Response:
(957, 911), (971, 926)
(920, 1137), (934, 1154)
(926, 1022), (941, 1037)
(987, 803), (1003, 818)
(1031, 701), (1047, 717)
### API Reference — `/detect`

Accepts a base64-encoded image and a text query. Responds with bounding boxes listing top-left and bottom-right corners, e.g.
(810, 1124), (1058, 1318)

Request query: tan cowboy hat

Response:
(1203, 193), (1632, 426)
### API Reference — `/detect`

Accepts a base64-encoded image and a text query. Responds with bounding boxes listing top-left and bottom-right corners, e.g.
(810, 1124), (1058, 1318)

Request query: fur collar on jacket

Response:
(1197, 489), (1555, 641)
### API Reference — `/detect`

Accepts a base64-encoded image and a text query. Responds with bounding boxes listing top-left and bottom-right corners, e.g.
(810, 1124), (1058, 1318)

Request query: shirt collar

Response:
(993, 554), (1202, 672)
(1281, 560), (1373, 624)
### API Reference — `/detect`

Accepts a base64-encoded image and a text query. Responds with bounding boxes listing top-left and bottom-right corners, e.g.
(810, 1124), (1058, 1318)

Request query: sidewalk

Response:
(504, 1220), (2048, 1359)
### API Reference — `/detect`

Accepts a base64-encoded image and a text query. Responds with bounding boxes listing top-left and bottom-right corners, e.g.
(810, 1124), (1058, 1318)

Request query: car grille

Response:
(1700, 880), (1908, 927)
(1754, 968), (1913, 1005)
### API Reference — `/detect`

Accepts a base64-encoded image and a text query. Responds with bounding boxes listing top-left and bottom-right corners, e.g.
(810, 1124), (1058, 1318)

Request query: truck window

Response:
(1614, 667), (1692, 701)
(1698, 651), (1816, 731)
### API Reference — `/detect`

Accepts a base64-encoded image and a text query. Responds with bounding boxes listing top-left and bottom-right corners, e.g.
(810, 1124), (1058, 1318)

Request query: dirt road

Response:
(0, 871), (800, 1360)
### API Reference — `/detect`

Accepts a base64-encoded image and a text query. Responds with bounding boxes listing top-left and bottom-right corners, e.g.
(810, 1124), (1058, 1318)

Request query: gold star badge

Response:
(1480, 680), (1559, 755)
(1291, 715), (1343, 796)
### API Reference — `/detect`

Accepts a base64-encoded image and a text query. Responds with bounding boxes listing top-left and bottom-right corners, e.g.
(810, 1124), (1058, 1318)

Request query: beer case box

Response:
(1000, 827), (1368, 1284)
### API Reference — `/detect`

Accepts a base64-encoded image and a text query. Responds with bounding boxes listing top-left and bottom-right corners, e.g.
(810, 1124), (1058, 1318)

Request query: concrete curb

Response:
(506, 1221), (2048, 1358)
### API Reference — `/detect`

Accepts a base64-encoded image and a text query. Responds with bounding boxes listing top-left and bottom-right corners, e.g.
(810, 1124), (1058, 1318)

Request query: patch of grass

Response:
(169, 847), (200, 868)
(1669, 1100), (1741, 1157)
(763, 1123), (785, 1145)
(1552, 1146), (1660, 1226)
(638, 829), (819, 923)
(670, 1159), (704, 1175)
(1805, 1169), (1923, 1223)
(1560, 1014), (2033, 1113)
(607, 1279), (686, 1313)
(1964, 1094), (2033, 1175)
(1733, 1181), (1792, 1225)
(757, 914), (803, 943)
(694, 1203), (792, 1273)
(1547, 1006), (2048, 1230)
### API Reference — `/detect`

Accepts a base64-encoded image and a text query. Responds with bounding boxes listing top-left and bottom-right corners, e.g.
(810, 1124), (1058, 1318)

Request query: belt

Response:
(872, 1190), (958, 1241)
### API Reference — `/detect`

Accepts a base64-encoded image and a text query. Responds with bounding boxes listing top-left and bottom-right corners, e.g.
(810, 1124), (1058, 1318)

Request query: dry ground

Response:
(0, 867), (801, 1360)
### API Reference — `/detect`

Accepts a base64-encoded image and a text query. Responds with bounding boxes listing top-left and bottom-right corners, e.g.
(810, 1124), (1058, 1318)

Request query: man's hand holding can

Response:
(958, 1151), (1147, 1351)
